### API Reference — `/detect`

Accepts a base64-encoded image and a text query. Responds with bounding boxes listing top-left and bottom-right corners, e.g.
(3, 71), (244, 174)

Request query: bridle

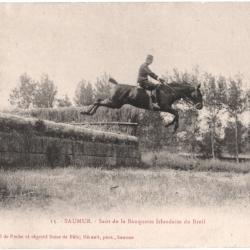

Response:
(159, 81), (196, 106)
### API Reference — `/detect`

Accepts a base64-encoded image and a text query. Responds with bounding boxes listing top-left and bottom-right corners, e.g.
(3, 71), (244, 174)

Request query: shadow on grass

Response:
(0, 178), (51, 208)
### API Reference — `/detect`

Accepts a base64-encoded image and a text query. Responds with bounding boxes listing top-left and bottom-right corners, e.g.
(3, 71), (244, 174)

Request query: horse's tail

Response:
(109, 77), (118, 85)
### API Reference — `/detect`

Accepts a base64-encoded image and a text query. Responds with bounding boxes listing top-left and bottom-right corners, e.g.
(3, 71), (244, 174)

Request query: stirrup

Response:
(152, 102), (161, 110)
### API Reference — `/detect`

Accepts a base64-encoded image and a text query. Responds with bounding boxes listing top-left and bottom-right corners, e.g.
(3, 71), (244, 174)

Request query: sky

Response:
(0, 3), (250, 112)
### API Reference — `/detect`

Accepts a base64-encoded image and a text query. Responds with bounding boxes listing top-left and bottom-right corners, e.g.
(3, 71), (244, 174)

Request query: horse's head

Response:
(161, 82), (203, 110)
(188, 84), (203, 110)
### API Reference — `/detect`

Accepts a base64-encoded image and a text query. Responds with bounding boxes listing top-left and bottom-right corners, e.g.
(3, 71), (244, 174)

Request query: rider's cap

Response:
(146, 54), (153, 60)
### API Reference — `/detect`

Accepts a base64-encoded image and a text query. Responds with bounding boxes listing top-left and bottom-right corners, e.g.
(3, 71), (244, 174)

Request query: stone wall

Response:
(0, 113), (141, 168)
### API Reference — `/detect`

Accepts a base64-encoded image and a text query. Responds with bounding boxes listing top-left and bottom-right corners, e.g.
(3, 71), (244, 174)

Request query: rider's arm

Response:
(145, 65), (159, 81)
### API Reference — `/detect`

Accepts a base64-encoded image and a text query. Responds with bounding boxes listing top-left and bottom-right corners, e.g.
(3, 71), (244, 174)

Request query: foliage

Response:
(74, 74), (111, 106)
(74, 80), (95, 106)
(223, 121), (246, 155)
(202, 74), (227, 158)
(226, 76), (247, 116)
(9, 74), (58, 109)
(165, 67), (201, 86)
(175, 108), (201, 153)
(9, 74), (37, 109)
(57, 95), (72, 107)
(199, 130), (223, 158)
(94, 73), (112, 100)
(247, 89), (250, 110)
(33, 74), (57, 108)
(224, 76), (247, 162)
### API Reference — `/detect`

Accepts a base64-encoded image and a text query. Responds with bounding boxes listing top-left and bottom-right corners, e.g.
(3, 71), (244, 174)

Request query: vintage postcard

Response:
(0, 2), (250, 248)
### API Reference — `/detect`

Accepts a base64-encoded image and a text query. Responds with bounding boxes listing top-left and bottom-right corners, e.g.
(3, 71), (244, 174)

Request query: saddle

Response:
(137, 86), (158, 104)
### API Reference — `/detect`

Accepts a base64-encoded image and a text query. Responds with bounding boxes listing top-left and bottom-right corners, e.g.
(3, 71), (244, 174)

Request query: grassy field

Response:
(1, 152), (250, 214)
(1, 153), (250, 248)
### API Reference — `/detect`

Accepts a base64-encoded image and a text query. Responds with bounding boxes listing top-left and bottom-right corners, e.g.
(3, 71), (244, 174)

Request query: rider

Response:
(137, 54), (165, 110)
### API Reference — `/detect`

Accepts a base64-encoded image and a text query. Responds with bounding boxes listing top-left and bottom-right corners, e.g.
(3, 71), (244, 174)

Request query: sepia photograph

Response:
(0, 2), (250, 248)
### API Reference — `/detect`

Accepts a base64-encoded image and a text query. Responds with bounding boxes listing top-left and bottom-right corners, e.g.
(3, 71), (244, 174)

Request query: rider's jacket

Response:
(137, 63), (158, 83)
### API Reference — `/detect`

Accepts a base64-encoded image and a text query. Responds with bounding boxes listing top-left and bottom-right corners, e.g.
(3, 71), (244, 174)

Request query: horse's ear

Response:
(197, 84), (201, 89)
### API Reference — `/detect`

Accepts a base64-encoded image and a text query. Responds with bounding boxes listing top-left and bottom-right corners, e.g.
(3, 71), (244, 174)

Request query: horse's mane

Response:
(160, 81), (195, 95)
(168, 81), (194, 88)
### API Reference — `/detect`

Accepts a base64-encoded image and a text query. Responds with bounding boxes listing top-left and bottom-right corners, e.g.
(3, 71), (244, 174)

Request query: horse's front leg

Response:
(162, 107), (179, 132)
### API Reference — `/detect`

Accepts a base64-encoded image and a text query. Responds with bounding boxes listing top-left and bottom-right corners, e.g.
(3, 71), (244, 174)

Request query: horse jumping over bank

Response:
(81, 78), (203, 132)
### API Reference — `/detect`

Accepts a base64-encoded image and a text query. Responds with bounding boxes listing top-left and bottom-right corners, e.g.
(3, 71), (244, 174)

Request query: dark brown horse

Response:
(81, 78), (203, 131)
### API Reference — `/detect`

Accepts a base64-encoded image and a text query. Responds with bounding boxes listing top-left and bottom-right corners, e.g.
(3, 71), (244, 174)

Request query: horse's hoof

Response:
(80, 111), (88, 115)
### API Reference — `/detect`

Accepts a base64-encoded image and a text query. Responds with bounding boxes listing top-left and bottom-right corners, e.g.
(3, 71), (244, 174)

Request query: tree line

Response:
(9, 73), (111, 109)
(8, 69), (250, 161)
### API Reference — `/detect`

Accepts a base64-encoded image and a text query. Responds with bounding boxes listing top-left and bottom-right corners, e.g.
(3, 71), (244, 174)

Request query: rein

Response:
(160, 81), (194, 106)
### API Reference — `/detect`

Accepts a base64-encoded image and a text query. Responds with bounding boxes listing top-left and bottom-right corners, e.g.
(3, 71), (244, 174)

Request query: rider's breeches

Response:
(138, 80), (157, 91)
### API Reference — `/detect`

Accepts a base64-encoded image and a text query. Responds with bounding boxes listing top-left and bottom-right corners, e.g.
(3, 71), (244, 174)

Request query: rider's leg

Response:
(139, 80), (160, 110)
(149, 96), (161, 111)
(139, 80), (156, 91)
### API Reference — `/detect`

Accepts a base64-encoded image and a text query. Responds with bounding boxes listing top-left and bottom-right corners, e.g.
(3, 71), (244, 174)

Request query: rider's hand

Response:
(158, 78), (165, 84)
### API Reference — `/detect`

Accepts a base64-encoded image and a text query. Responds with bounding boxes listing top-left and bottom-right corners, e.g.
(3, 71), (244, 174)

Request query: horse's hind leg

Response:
(81, 104), (97, 115)
(88, 103), (100, 115)
(83, 98), (122, 116)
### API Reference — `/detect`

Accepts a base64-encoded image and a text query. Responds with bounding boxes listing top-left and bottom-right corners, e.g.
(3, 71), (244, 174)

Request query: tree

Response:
(246, 89), (250, 112)
(164, 67), (200, 86)
(176, 108), (201, 153)
(199, 130), (223, 158)
(57, 95), (72, 107)
(224, 121), (246, 156)
(225, 76), (247, 162)
(33, 74), (57, 108)
(9, 73), (37, 109)
(246, 124), (250, 153)
(203, 74), (227, 159)
(94, 74), (111, 100)
(74, 80), (95, 106)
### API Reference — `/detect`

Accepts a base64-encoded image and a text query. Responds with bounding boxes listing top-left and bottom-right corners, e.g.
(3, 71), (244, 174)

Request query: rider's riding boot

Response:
(151, 90), (160, 110)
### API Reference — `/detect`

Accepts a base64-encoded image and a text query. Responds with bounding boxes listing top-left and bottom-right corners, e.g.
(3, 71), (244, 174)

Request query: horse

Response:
(81, 78), (203, 132)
